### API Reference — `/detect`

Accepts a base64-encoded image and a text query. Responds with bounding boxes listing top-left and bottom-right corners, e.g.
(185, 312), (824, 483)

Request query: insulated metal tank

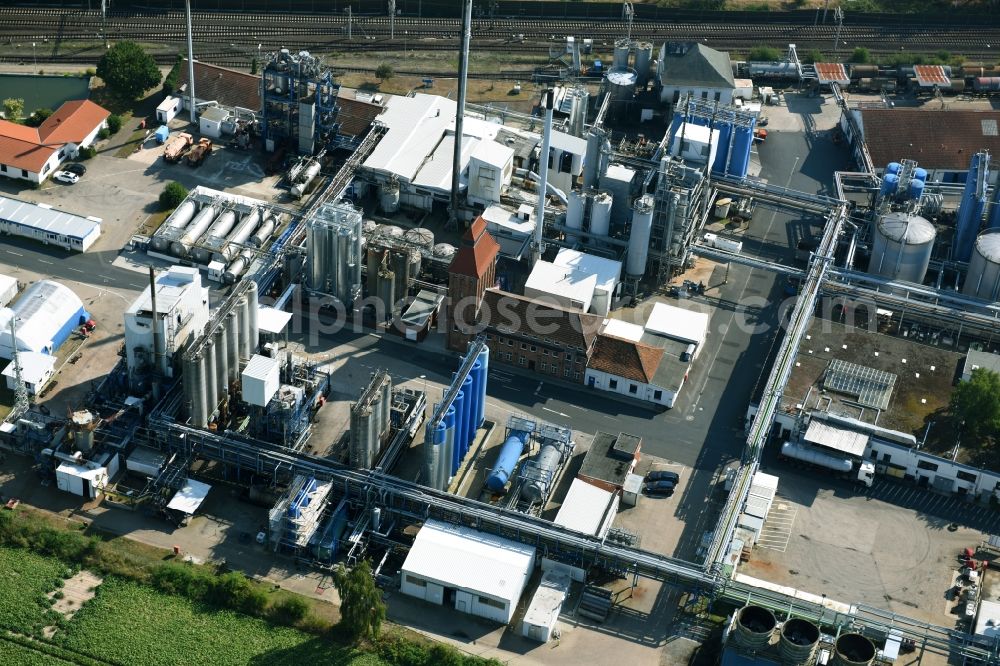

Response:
(566, 190), (586, 242)
(627, 195), (654, 278)
(779, 618), (820, 666)
(869, 212), (936, 284)
(831, 634), (876, 666)
(963, 229), (1000, 301)
(223, 248), (255, 284)
(453, 390), (466, 475)
(171, 204), (218, 257)
(461, 374), (475, 459)
(376, 260), (395, 319)
(583, 127), (606, 189)
(192, 209), (238, 264)
(432, 243), (456, 260)
(605, 68), (637, 123)
(633, 41), (653, 88)
(441, 424), (455, 489)
(476, 348), (489, 428)
(217, 209), (260, 262)
(589, 191), (612, 237)
(390, 249), (419, 304)
(566, 87), (589, 137)
(486, 430), (528, 492)
(152, 200), (197, 252)
(443, 405), (457, 485)
(404, 227), (434, 249)
(249, 213), (276, 248)
(350, 406), (374, 469)
(913, 167), (928, 182)
(471, 358), (484, 430)
(879, 173), (899, 198)
(291, 160), (321, 199)
(423, 422), (445, 490)
(520, 441), (565, 503)
(380, 377), (391, 434)
(613, 38), (631, 69)
(190, 352), (208, 427)
(237, 296), (252, 359)
(378, 224), (404, 239)
(733, 606), (777, 652)
(213, 324), (228, 399)
(226, 310), (239, 382)
(203, 339), (218, 420)
(247, 281), (259, 356)
(307, 219), (329, 292)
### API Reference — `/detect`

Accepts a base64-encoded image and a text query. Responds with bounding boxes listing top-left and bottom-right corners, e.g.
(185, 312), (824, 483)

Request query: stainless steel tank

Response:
(605, 68), (637, 123)
(633, 41), (653, 88)
(170, 204), (218, 258)
(831, 634), (876, 666)
(152, 200), (197, 252)
(191, 209), (238, 264)
(589, 191), (613, 237)
(203, 339), (218, 420)
(627, 195), (654, 278)
(566, 190), (586, 243)
(869, 211), (936, 284)
(963, 228), (1000, 301)
(249, 213), (276, 248)
(403, 227), (434, 249)
(237, 296), (252, 359)
(613, 38), (631, 69)
(247, 281), (259, 356)
(520, 442), (565, 503)
(217, 209), (261, 263)
(213, 324), (228, 399)
(223, 248), (256, 284)
(226, 310), (239, 382)
(779, 618), (820, 666)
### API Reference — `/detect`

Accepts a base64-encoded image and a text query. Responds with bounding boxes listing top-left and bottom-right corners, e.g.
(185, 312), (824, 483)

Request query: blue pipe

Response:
(476, 348), (489, 428)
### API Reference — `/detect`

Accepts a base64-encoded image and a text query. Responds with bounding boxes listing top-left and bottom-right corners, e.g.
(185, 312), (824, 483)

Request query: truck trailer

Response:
(780, 440), (875, 487)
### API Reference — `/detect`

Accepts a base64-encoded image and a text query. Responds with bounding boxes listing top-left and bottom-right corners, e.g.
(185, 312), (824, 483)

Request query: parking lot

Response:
(742, 462), (987, 626)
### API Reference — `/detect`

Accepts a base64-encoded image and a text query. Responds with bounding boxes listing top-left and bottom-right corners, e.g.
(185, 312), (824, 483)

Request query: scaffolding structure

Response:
(268, 474), (333, 553)
(261, 49), (340, 155)
(649, 157), (710, 282)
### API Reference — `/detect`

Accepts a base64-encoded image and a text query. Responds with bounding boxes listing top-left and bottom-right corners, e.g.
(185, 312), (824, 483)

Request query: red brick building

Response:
(446, 216), (500, 351)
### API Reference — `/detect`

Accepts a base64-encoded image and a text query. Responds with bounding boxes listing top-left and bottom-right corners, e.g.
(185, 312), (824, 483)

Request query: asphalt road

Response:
(0, 233), (145, 292)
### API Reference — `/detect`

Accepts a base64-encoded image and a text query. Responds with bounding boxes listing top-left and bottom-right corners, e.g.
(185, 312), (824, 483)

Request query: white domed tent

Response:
(0, 280), (88, 360)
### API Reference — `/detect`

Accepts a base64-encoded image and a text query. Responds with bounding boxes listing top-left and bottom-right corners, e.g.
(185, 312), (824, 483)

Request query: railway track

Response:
(0, 8), (997, 64)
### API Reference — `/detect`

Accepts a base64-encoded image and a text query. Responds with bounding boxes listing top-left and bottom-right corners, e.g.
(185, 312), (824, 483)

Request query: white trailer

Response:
(704, 232), (743, 254)
(781, 440), (875, 487)
(0, 274), (18, 308)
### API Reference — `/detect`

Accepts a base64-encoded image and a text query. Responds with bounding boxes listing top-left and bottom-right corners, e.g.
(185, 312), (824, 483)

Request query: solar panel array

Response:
(823, 359), (897, 410)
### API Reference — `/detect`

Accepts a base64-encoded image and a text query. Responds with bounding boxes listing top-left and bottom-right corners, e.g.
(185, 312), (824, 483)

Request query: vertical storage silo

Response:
(191, 352), (208, 427)
(886, 162), (902, 175)
(203, 339), (218, 420)
(634, 42), (653, 88)
(605, 68), (637, 124)
(183, 354), (198, 422)
(583, 127), (606, 189)
(380, 377), (392, 434)
(567, 87), (589, 137)
(831, 634), (876, 666)
(476, 347), (489, 428)
(380, 179), (400, 214)
(613, 38), (631, 69)
(879, 173), (899, 199)
(307, 217), (329, 291)
(733, 606), (776, 652)
(423, 421), (445, 490)
(869, 212), (936, 284)
(238, 296), (252, 359)
(247, 281), (259, 356)
(627, 195), (654, 278)
(778, 618), (820, 666)
(471, 357), (484, 429)
(728, 125), (754, 179)
(453, 390), (466, 475)
(566, 190), (586, 243)
(214, 325), (228, 399)
(955, 150), (990, 262)
(443, 405), (457, 486)
(226, 310), (240, 381)
(589, 191), (613, 237)
(461, 374), (475, 458)
(963, 229), (1000, 301)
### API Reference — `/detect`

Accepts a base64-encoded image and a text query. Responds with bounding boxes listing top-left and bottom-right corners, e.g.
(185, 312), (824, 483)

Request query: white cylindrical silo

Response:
(247, 281), (259, 356)
(380, 378), (392, 434)
(613, 38), (631, 69)
(964, 228), (1000, 301)
(238, 296), (252, 359)
(566, 190), (586, 243)
(191, 352), (208, 427)
(869, 211), (936, 285)
(380, 180), (400, 213)
(203, 339), (218, 421)
(589, 191), (613, 237)
(627, 195), (654, 278)
(214, 324), (228, 399)
(226, 311), (239, 381)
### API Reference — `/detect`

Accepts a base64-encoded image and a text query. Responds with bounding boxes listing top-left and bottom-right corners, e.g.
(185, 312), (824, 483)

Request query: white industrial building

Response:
(0, 274), (18, 308)
(362, 93), (583, 213)
(644, 302), (710, 357)
(657, 42), (736, 106)
(56, 459), (108, 499)
(523, 249), (622, 317)
(156, 95), (183, 123)
(2, 351), (56, 395)
(670, 122), (720, 168)
(124, 267), (209, 379)
(481, 204), (534, 258)
(242, 354), (281, 407)
(199, 106), (230, 139)
(540, 479), (619, 582)
(0, 280), (88, 360)
(400, 519), (536, 624)
(521, 569), (571, 643)
(551, 249), (621, 316)
(0, 196), (102, 252)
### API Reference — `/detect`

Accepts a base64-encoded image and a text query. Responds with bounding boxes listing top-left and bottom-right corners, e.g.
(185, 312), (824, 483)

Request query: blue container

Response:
(155, 125), (169, 144)
(727, 125), (753, 179)
(471, 358), (485, 428)
(477, 348), (489, 428)
(880, 173), (899, 198)
(485, 430), (529, 492)
(711, 123), (733, 175)
(886, 162), (902, 175)
(453, 391), (465, 474)
(461, 374), (475, 458)
(913, 167), (928, 182)
(908, 178), (925, 200)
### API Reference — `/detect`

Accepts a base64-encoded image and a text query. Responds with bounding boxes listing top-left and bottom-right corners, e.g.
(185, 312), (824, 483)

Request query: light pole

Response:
(32, 42), (36, 68)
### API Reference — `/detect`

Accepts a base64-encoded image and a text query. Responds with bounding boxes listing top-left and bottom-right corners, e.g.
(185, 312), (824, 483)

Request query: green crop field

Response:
(0, 547), (67, 633)
(54, 577), (385, 666)
(0, 637), (77, 665)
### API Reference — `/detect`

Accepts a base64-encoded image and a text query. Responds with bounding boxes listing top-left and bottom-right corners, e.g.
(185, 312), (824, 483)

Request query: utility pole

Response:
(449, 0), (473, 229)
(388, 0), (395, 40)
(833, 7), (844, 57)
(185, 0), (196, 123)
(347, 6), (352, 41)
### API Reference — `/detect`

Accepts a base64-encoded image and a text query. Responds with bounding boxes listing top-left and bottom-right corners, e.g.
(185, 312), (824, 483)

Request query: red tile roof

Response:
(589, 334), (665, 384)
(814, 63), (849, 85)
(0, 99), (109, 173)
(482, 288), (603, 352)
(861, 109), (1000, 171)
(449, 216), (500, 278)
(913, 65), (950, 87)
(178, 60), (261, 112)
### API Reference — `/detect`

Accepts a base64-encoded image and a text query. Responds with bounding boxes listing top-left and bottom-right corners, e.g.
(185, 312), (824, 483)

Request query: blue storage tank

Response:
(471, 358), (485, 429)
(461, 374), (475, 458)
(476, 348), (489, 428)
(435, 421), (449, 490)
(886, 162), (902, 175)
(913, 167), (928, 182)
(444, 405), (457, 478)
(880, 173), (900, 198)
(956, 151), (990, 262)
(908, 178), (925, 200)
(727, 125), (754, 179)
(452, 391), (465, 474)
(711, 123), (734, 176)
(485, 430), (529, 492)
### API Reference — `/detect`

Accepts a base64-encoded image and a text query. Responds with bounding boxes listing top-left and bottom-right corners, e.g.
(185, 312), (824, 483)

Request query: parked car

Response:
(645, 470), (679, 484)
(62, 163), (86, 176)
(643, 480), (675, 497)
(53, 171), (79, 184)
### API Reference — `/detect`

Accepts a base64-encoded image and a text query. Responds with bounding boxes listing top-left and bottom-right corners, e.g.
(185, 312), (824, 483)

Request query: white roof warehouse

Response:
(0, 195), (101, 252)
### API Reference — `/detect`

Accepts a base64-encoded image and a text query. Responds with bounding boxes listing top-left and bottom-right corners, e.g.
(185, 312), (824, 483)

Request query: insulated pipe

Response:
(513, 168), (568, 204)
(534, 89), (554, 263)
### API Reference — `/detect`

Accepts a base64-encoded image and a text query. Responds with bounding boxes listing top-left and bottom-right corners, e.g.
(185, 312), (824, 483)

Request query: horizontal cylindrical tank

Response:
(869, 211), (936, 284)
(291, 160), (322, 199)
(832, 633), (876, 666)
(249, 214), (276, 247)
(520, 442), (565, 503)
(963, 229), (1000, 301)
(217, 209), (260, 262)
(627, 195), (654, 278)
(974, 77), (1000, 92)
(152, 199), (197, 251)
(223, 248), (256, 284)
(733, 606), (776, 651)
(850, 64), (879, 78)
(170, 204), (218, 257)
(879, 173), (899, 198)
(404, 227), (434, 249)
(748, 62), (799, 79)
(486, 430), (528, 492)
(779, 618), (820, 666)
(589, 191), (612, 237)
(191, 209), (237, 264)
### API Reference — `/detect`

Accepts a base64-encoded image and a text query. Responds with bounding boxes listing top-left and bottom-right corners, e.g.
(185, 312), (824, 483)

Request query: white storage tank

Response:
(633, 42), (653, 88)
(627, 195), (654, 278)
(589, 191), (612, 237)
(605, 68), (637, 123)
(869, 211), (936, 284)
(380, 180), (400, 214)
(613, 39), (631, 70)
(566, 190), (586, 242)
(964, 228), (1000, 302)
(404, 227), (434, 249)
